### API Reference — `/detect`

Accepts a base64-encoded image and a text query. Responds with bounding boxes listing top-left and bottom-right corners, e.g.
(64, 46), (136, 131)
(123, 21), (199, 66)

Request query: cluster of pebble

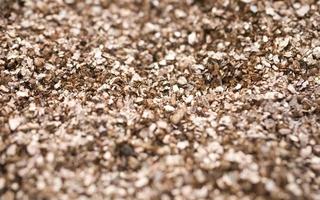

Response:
(0, 0), (319, 199)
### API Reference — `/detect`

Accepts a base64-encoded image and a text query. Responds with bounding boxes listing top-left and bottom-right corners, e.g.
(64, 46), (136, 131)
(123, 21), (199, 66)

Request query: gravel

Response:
(0, 0), (319, 199)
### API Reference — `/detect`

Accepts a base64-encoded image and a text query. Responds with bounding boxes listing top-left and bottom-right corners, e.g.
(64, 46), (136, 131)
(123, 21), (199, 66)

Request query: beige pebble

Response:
(170, 106), (186, 124)
(296, 5), (310, 17)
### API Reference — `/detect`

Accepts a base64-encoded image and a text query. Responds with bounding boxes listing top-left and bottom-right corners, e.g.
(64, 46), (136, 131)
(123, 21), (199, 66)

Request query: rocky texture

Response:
(0, 0), (319, 199)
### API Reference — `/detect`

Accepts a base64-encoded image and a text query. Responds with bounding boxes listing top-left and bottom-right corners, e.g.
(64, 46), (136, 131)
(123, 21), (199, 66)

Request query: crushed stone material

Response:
(0, 0), (319, 199)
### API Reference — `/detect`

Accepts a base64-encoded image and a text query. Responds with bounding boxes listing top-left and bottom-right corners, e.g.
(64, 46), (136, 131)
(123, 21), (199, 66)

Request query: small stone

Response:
(296, 5), (310, 17)
(34, 57), (45, 68)
(277, 37), (290, 51)
(16, 91), (29, 97)
(164, 105), (175, 112)
(287, 183), (302, 196)
(300, 146), (312, 157)
(250, 5), (258, 13)
(7, 144), (17, 156)
(65, 0), (75, 4)
(264, 91), (279, 100)
(165, 155), (183, 166)
(170, 106), (186, 124)
(265, 7), (281, 20)
(165, 51), (176, 61)
(46, 152), (55, 162)
(157, 120), (168, 129)
(27, 143), (39, 155)
(0, 85), (9, 92)
(177, 76), (188, 85)
(279, 128), (291, 135)
(0, 177), (5, 190)
(208, 51), (225, 60)
(184, 95), (194, 103)
(135, 177), (148, 188)
(174, 9), (187, 18)
(287, 84), (296, 94)
(103, 151), (112, 160)
(312, 46), (320, 59)
(219, 115), (233, 127)
(289, 135), (299, 142)
(159, 59), (167, 66)
(265, 179), (276, 192)
(234, 84), (242, 91)
(177, 141), (189, 150)
(255, 64), (264, 70)
(54, 81), (61, 89)
(8, 116), (24, 131)
(188, 32), (197, 45)
(172, 85), (179, 92)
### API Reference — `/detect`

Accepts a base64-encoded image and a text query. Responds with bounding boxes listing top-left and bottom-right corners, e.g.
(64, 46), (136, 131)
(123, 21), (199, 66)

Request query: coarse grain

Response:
(0, 0), (319, 199)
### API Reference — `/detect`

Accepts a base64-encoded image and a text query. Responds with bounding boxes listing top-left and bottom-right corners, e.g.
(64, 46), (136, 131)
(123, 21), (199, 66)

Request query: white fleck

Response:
(184, 95), (194, 103)
(193, 64), (205, 70)
(215, 86), (224, 92)
(219, 115), (233, 127)
(131, 73), (142, 82)
(265, 179), (276, 192)
(262, 35), (269, 43)
(289, 135), (299, 142)
(0, 178), (5, 190)
(188, 32), (197, 45)
(277, 37), (290, 51)
(174, 9), (187, 18)
(103, 151), (112, 160)
(296, 5), (310, 17)
(177, 141), (189, 150)
(208, 51), (225, 60)
(65, 0), (75, 4)
(273, 55), (280, 64)
(177, 76), (188, 85)
(0, 85), (9, 92)
(164, 105), (175, 112)
(159, 59), (167, 66)
(157, 120), (168, 129)
(165, 155), (183, 166)
(46, 152), (55, 162)
(54, 81), (61, 89)
(255, 64), (264, 70)
(16, 90), (29, 97)
(94, 48), (102, 59)
(264, 91), (282, 100)
(172, 85), (179, 92)
(265, 7), (281, 20)
(165, 51), (176, 61)
(27, 143), (39, 155)
(287, 84), (296, 94)
(234, 84), (242, 91)
(8, 116), (24, 131)
(262, 59), (271, 68)
(300, 146), (312, 158)
(250, 5), (258, 13)
(312, 46), (320, 59)
(287, 183), (302, 196)
(135, 177), (148, 188)
(7, 144), (17, 156)
(243, 22), (250, 30)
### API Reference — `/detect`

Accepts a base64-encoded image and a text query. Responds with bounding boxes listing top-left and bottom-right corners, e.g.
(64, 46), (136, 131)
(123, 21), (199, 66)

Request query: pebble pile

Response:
(0, 0), (319, 199)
